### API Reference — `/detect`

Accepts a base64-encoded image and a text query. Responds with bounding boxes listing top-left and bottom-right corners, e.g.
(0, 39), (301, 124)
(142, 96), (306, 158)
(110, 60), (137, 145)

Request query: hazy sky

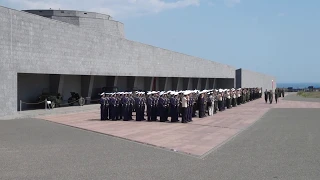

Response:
(1, 0), (320, 83)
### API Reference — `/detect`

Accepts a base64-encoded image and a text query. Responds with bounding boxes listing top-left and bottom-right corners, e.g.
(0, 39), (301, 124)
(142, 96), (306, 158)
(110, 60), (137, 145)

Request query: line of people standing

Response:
(99, 87), (262, 123)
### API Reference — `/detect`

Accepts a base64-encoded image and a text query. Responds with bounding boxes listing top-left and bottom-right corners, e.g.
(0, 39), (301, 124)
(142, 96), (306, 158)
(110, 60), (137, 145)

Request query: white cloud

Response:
(224, 0), (240, 7)
(4, 0), (200, 18)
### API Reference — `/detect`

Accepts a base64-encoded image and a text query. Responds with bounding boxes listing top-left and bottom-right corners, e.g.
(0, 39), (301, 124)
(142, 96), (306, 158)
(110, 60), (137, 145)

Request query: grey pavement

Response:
(0, 104), (100, 120)
(1, 108), (320, 179)
(284, 92), (320, 102)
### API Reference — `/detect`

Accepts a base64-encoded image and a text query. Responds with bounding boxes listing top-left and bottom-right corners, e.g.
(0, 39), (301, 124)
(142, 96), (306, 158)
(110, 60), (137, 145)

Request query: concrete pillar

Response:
(205, 78), (209, 89)
(113, 76), (118, 87)
(150, 77), (155, 91)
(87, 75), (94, 97)
(196, 78), (201, 90)
(58, 75), (65, 94)
(144, 77), (153, 91)
(177, 78), (183, 90)
(164, 77), (173, 91)
(187, 78), (193, 90)
(133, 76), (138, 88)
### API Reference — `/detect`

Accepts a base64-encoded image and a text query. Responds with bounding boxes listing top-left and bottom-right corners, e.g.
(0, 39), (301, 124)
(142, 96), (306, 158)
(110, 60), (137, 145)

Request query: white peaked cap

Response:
(100, 92), (105, 96)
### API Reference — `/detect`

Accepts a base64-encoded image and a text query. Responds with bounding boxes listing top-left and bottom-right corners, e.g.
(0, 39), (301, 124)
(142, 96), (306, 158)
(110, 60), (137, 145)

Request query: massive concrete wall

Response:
(0, 6), (236, 117)
(236, 69), (276, 91)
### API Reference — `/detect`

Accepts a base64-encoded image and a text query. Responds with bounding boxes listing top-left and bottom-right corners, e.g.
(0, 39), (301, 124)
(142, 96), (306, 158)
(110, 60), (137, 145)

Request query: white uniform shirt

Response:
(182, 97), (188, 108)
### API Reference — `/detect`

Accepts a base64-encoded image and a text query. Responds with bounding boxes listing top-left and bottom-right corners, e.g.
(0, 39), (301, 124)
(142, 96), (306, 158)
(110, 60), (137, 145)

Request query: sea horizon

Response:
(277, 82), (320, 88)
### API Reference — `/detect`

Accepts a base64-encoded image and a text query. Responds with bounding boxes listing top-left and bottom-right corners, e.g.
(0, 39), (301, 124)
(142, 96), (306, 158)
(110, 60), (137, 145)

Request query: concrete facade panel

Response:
(239, 69), (276, 91)
(2, 7), (235, 79)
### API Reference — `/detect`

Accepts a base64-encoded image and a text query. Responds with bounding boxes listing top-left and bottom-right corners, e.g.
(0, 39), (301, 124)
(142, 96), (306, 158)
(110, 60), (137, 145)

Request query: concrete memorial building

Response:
(0, 5), (276, 117)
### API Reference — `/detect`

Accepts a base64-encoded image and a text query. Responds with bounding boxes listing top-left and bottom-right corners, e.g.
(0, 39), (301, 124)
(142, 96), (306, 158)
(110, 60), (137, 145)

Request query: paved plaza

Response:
(1, 93), (320, 179)
(37, 95), (320, 157)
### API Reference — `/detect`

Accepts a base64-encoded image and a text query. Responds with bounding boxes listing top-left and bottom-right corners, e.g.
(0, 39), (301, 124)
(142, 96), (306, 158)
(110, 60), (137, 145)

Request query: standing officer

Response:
(170, 93), (179, 122)
(269, 90), (273, 104)
(198, 92), (205, 118)
(151, 93), (158, 121)
(100, 93), (106, 121)
(104, 93), (110, 120)
(158, 93), (166, 122)
(147, 92), (153, 121)
(264, 89), (268, 103)
(135, 94), (141, 121)
(181, 93), (188, 123)
(213, 90), (218, 114)
(141, 93), (146, 120)
(109, 94), (116, 120)
(275, 89), (279, 104)
(122, 93), (130, 121)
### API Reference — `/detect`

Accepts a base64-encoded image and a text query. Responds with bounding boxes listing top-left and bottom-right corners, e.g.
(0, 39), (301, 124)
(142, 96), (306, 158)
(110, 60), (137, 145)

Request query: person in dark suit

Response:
(198, 92), (205, 118)
(275, 89), (279, 104)
(100, 93), (106, 121)
(264, 89), (268, 103)
(146, 93), (153, 121)
(170, 93), (179, 122)
(269, 90), (273, 104)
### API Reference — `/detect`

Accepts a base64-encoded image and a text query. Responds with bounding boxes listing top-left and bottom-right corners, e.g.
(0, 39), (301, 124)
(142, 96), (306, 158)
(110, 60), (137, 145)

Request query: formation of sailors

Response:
(100, 87), (263, 123)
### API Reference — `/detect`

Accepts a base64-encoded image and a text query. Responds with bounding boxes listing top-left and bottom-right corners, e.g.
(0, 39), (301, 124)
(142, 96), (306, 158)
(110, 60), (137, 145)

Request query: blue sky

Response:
(1, 0), (319, 83)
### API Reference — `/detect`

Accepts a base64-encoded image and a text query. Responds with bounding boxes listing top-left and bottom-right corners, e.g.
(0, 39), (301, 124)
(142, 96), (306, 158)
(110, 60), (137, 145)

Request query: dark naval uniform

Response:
(147, 96), (152, 121)
(109, 96), (116, 120)
(122, 96), (130, 121)
(100, 95), (106, 121)
(264, 90), (268, 103)
(170, 96), (179, 122)
(198, 95), (205, 118)
(269, 91), (273, 104)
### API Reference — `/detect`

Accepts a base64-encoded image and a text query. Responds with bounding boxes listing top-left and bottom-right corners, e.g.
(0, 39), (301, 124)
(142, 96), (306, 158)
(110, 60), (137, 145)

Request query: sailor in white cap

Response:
(181, 91), (188, 123)
(197, 90), (206, 118)
(169, 92), (179, 122)
(237, 88), (242, 105)
(217, 89), (223, 111)
(226, 89), (231, 109)
(232, 88), (237, 107)
(100, 92), (107, 121)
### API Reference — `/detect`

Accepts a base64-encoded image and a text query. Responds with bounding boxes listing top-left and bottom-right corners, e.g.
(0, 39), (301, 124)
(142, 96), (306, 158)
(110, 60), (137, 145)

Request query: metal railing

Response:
(19, 98), (101, 112)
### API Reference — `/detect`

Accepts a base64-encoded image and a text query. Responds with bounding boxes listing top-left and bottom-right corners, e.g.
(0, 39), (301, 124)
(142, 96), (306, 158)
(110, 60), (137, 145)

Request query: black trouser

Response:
(214, 101), (218, 113)
(181, 107), (187, 123)
(151, 106), (158, 121)
(170, 106), (178, 122)
(103, 105), (109, 120)
(218, 101), (222, 111)
(100, 106), (104, 120)
(147, 105), (152, 121)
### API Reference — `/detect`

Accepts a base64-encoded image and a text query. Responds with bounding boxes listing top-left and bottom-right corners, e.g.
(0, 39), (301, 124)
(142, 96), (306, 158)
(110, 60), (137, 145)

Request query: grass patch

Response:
(297, 91), (320, 98)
